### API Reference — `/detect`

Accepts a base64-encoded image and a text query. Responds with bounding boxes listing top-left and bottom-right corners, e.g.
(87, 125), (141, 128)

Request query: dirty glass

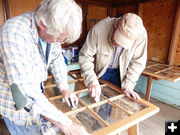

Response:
(91, 102), (129, 125)
(113, 96), (146, 115)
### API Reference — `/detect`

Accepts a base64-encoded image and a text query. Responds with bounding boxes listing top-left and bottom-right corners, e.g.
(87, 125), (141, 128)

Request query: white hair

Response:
(34, 0), (82, 43)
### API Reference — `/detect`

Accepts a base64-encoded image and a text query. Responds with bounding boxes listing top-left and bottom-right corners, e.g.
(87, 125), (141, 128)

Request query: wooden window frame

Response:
(45, 70), (159, 135)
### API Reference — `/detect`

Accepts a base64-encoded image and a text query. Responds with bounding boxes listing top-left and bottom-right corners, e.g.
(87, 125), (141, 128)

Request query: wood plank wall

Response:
(0, 0), (4, 26)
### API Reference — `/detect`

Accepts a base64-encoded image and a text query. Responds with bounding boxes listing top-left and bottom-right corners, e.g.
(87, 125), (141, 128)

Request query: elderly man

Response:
(79, 13), (147, 101)
(0, 0), (90, 135)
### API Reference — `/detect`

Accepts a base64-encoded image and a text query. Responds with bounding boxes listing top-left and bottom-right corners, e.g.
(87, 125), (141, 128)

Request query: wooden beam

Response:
(128, 124), (139, 135)
(168, 0), (180, 66)
(82, 0), (88, 45)
(2, 0), (7, 20)
(2, 0), (11, 20)
(2, 0), (6, 21)
(107, 6), (112, 17)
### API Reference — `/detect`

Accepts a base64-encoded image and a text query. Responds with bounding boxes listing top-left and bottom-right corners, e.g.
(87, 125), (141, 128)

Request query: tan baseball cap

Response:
(114, 13), (144, 49)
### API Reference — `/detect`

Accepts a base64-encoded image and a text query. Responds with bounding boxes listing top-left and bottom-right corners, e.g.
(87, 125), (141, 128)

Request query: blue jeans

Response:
(101, 68), (121, 88)
(3, 117), (40, 135)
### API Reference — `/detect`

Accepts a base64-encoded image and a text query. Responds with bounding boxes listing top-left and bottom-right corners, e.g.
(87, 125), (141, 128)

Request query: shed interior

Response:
(0, 0), (180, 66)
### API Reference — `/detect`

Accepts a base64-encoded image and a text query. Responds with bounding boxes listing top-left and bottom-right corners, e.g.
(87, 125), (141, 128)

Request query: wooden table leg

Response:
(145, 76), (153, 101)
(128, 124), (139, 135)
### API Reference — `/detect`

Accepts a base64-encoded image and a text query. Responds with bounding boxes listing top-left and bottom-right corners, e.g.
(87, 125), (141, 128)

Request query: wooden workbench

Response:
(45, 70), (159, 135)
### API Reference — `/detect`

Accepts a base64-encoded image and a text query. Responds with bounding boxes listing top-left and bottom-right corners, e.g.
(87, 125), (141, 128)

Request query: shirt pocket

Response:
(96, 51), (111, 69)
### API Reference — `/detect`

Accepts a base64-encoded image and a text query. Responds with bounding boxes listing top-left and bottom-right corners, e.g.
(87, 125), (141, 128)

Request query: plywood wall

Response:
(112, 4), (138, 17)
(8, 0), (41, 17)
(0, 0), (4, 26)
(86, 5), (107, 32)
(139, 0), (177, 63)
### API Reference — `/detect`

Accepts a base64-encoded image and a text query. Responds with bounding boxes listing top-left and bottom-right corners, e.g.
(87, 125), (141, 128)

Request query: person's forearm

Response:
(41, 114), (64, 129)
(30, 94), (72, 126)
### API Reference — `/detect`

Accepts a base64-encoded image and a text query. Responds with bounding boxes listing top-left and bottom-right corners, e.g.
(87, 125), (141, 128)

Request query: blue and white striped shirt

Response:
(108, 46), (123, 69)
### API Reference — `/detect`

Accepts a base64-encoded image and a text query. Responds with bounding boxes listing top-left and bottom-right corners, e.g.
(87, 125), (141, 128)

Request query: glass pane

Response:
(51, 99), (82, 113)
(101, 86), (121, 98)
(79, 92), (104, 105)
(91, 102), (129, 125)
(75, 110), (104, 133)
(113, 96), (146, 115)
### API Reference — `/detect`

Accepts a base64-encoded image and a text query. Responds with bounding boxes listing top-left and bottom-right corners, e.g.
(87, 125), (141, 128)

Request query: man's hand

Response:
(59, 122), (91, 135)
(41, 115), (91, 135)
(88, 85), (101, 102)
(123, 89), (140, 100)
(62, 89), (78, 108)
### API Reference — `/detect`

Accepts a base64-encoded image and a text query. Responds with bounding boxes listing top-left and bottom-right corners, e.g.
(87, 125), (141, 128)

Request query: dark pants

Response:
(101, 68), (121, 88)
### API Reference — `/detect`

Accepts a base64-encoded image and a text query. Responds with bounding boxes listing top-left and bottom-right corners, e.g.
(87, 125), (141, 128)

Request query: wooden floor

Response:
(0, 93), (179, 135)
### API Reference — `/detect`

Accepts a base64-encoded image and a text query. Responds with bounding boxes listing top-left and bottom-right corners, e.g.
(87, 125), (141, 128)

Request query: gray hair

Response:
(34, 0), (82, 43)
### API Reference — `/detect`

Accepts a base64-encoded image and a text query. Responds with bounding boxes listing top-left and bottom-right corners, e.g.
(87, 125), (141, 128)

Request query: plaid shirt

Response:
(0, 12), (72, 133)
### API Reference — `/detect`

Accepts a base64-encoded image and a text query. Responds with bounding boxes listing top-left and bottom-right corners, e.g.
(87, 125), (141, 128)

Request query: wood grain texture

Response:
(0, 0), (4, 26)
(174, 42), (180, 65)
(112, 4), (138, 17)
(139, 0), (177, 63)
(145, 76), (153, 101)
(128, 124), (138, 135)
(8, 0), (41, 17)
(168, 0), (180, 66)
(86, 5), (107, 32)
